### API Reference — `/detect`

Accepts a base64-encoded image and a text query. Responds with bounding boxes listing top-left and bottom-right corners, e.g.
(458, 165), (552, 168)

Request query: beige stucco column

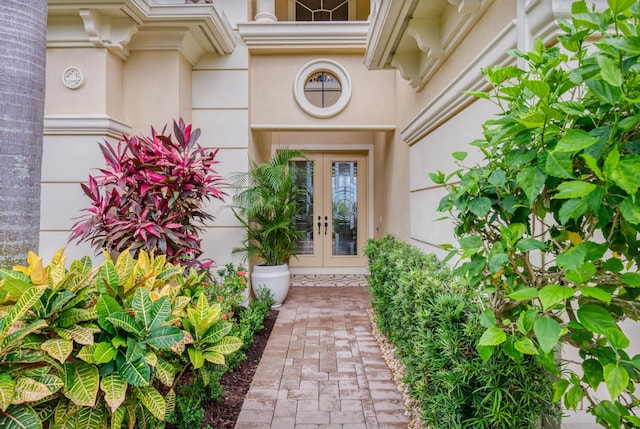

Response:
(255, 0), (277, 22)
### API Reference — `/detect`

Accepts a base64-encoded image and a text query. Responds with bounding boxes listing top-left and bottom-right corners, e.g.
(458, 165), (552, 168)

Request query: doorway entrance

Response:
(290, 152), (368, 268)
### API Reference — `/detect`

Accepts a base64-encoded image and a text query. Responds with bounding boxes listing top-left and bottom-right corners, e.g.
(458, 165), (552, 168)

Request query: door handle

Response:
(324, 216), (328, 235)
(317, 216), (321, 235)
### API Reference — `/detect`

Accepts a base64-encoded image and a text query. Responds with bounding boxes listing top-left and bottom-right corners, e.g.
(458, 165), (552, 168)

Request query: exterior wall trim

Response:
(47, 0), (236, 61)
(251, 124), (395, 131)
(44, 115), (132, 140)
(237, 22), (368, 52)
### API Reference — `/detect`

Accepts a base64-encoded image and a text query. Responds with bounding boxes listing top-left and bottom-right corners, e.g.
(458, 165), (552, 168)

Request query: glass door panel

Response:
(331, 161), (358, 256)
(289, 152), (367, 268)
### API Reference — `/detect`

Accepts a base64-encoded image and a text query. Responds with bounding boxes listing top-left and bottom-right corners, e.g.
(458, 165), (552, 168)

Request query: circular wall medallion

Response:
(62, 67), (84, 90)
(294, 59), (351, 118)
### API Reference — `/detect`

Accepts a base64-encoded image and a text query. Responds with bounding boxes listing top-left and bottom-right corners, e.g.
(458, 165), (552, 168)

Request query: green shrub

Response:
(0, 249), (241, 429)
(433, 2), (640, 426)
(364, 236), (557, 428)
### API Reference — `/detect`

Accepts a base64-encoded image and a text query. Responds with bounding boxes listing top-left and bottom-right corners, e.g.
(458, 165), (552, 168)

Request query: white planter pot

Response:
(251, 263), (290, 307)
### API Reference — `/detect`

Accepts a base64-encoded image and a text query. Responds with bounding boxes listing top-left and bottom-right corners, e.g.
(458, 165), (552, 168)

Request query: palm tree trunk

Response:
(0, 0), (47, 267)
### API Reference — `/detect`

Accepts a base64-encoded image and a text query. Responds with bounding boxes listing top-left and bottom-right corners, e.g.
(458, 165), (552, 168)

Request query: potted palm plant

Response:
(231, 149), (306, 306)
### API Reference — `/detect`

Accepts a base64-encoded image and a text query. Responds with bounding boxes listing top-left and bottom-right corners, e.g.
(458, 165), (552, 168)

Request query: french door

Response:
(290, 152), (368, 267)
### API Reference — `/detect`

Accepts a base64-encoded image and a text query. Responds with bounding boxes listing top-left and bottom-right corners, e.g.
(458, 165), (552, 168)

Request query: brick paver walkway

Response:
(235, 286), (409, 429)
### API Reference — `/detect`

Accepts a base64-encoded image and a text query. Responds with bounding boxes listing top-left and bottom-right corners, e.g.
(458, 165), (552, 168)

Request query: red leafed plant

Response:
(70, 119), (226, 268)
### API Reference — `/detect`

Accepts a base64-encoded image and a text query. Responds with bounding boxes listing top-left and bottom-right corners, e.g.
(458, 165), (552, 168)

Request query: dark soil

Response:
(201, 309), (278, 429)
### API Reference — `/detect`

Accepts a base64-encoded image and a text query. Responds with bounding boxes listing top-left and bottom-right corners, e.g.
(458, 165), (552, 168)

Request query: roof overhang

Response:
(364, 0), (494, 90)
(47, 0), (235, 63)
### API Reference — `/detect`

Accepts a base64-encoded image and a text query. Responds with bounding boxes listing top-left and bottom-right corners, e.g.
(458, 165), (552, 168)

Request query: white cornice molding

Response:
(47, 0), (235, 62)
(363, 0), (419, 69)
(44, 115), (132, 140)
(237, 22), (369, 52)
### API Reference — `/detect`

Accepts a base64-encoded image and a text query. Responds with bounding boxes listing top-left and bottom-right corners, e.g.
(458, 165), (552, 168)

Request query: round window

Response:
(294, 59), (351, 118)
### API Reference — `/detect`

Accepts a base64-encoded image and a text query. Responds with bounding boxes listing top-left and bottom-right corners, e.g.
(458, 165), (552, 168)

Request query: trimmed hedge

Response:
(364, 235), (558, 428)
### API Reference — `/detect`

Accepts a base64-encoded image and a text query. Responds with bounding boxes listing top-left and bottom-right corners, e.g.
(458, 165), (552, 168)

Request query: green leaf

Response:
(57, 307), (97, 329)
(96, 295), (122, 334)
(552, 379), (569, 402)
(554, 181), (597, 199)
(187, 347), (204, 370)
(205, 336), (243, 355)
(488, 169), (506, 186)
(73, 406), (106, 429)
(508, 288), (539, 301)
(452, 151), (467, 161)
(523, 79), (550, 98)
(0, 404), (42, 429)
(610, 155), (640, 195)
(459, 236), (483, 257)
(62, 362), (99, 407)
(577, 304), (617, 335)
(556, 245), (587, 273)
(605, 328), (630, 349)
(620, 272), (640, 287)
(514, 337), (538, 355)
(201, 323), (233, 345)
(620, 196), (640, 225)
(0, 373), (15, 411)
(98, 261), (119, 295)
(543, 151), (574, 179)
(516, 238), (547, 252)
(106, 312), (142, 336)
(554, 129), (599, 153)
(148, 296), (171, 331)
(153, 358), (175, 387)
(479, 310), (497, 328)
(478, 326), (507, 346)
(604, 363), (629, 400)
(476, 344), (494, 362)
(468, 197), (492, 217)
(76, 345), (97, 364)
(586, 78), (623, 104)
(134, 386), (166, 421)
(517, 166), (547, 204)
(5, 286), (47, 333)
(132, 288), (154, 331)
(580, 286), (612, 304)
(145, 326), (183, 349)
(517, 310), (538, 335)
(116, 353), (150, 387)
(582, 359), (604, 389)
(100, 373), (127, 412)
(596, 55), (622, 87)
(581, 154), (604, 180)
(593, 400), (622, 429)
(533, 317), (561, 353)
(92, 342), (118, 364)
(539, 285), (575, 311)
(608, 0), (637, 13)
(565, 385), (583, 410)
(203, 352), (225, 365)
(41, 338), (73, 364)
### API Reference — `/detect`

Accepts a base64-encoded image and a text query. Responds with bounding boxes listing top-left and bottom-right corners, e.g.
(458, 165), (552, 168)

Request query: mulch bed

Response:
(200, 308), (278, 428)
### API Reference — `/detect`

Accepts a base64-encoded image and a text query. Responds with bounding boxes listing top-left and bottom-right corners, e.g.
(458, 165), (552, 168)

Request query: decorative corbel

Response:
(79, 9), (138, 59)
(406, 18), (444, 59)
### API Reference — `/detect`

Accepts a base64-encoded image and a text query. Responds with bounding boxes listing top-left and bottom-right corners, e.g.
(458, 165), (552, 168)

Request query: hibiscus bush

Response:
(70, 119), (225, 269)
(433, 1), (640, 427)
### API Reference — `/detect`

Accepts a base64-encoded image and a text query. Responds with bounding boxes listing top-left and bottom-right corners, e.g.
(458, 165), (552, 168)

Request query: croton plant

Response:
(70, 119), (225, 269)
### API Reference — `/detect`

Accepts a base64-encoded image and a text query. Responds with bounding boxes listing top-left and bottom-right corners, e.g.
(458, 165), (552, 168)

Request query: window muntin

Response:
(295, 0), (348, 21)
